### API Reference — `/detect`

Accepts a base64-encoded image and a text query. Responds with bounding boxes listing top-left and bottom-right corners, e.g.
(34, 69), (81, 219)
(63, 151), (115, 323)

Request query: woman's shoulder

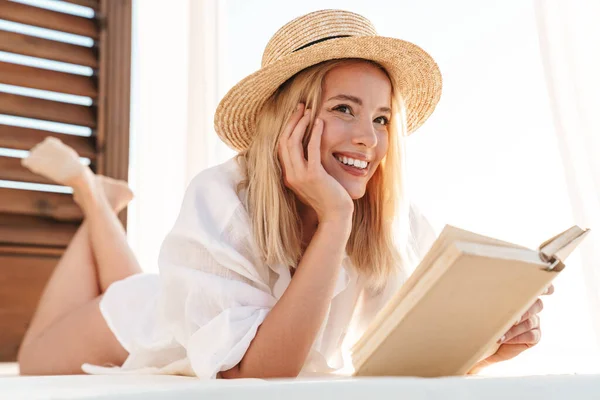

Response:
(187, 157), (245, 196)
(176, 157), (249, 237)
(160, 157), (268, 285)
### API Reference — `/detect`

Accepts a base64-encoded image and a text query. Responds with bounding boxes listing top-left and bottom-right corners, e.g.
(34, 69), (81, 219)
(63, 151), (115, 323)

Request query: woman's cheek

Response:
(323, 117), (353, 141)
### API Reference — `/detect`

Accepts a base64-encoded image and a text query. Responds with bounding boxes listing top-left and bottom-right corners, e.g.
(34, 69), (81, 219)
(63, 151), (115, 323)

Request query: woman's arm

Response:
(222, 104), (354, 379)
(221, 218), (351, 379)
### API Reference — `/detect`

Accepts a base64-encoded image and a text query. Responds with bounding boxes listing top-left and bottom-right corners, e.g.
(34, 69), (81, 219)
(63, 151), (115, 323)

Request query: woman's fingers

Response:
(501, 315), (541, 344)
(307, 118), (323, 170)
(278, 133), (292, 187)
(515, 298), (544, 326)
(287, 109), (311, 172)
(504, 328), (542, 346)
(498, 298), (544, 344)
(281, 103), (305, 140)
(542, 284), (555, 295)
(279, 104), (306, 185)
(486, 296), (548, 363)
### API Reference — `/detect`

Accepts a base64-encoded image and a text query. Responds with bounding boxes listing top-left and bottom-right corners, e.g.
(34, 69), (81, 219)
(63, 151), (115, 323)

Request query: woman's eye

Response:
(374, 116), (389, 126)
(333, 104), (353, 115)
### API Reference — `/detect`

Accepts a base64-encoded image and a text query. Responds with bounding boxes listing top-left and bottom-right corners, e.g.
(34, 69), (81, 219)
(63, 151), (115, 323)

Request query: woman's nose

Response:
(351, 118), (378, 148)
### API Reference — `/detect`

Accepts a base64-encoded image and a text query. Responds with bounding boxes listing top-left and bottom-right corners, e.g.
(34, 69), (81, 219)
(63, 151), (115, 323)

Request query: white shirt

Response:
(83, 158), (436, 379)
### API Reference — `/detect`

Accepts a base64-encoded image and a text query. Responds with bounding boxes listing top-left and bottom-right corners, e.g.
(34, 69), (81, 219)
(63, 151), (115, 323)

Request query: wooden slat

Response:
(0, 92), (96, 127)
(97, 0), (132, 227)
(95, 0), (106, 173)
(0, 0), (99, 39)
(0, 61), (97, 98)
(0, 244), (63, 257)
(0, 214), (78, 247)
(0, 125), (96, 159)
(0, 156), (56, 184)
(61, 0), (99, 11)
(0, 252), (59, 361)
(0, 188), (82, 221)
(0, 30), (97, 68)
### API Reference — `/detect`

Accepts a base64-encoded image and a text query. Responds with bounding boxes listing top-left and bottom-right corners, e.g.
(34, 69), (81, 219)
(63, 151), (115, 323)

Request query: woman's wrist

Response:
(317, 217), (352, 238)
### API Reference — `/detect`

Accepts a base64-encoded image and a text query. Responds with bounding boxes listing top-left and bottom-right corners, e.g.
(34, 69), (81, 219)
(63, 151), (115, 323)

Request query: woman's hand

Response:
(469, 284), (554, 373)
(278, 104), (354, 223)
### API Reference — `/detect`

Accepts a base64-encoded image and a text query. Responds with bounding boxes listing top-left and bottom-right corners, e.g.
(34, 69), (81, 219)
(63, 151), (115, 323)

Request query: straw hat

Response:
(214, 9), (442, 152)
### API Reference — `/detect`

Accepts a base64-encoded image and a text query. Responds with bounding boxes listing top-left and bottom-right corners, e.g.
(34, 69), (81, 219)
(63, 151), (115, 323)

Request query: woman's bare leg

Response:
(18, 138), (141, 375)
(22, 138), (141, 292)
(73, 172), (141, 292)
(19, 223), (99, 351)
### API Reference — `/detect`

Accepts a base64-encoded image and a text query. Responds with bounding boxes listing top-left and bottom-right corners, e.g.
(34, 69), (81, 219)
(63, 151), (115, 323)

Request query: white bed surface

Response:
(0, 362), (18, 376)
(2, 373), (600, 400)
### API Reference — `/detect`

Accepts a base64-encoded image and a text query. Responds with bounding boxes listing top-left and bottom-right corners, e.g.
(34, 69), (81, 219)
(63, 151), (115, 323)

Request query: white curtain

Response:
(128, 0), (234, 272)
(534, 0), (600, 344)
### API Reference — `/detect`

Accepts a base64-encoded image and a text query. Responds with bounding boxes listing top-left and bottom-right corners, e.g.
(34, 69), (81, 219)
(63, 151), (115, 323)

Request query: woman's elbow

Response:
(220, 363), (301, 379)
(220, 364), (242, 379)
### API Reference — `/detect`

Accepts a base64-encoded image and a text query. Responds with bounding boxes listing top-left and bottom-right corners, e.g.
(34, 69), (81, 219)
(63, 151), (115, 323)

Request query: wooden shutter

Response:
(0, 0), (132, 361)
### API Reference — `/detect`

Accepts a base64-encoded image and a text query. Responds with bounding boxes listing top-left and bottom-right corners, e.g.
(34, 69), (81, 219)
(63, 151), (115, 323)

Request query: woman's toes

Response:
(97, 175), (134, 212)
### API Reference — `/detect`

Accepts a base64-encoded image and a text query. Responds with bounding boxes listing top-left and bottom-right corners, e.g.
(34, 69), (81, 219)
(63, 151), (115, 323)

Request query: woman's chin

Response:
(343, 185), (367, 200)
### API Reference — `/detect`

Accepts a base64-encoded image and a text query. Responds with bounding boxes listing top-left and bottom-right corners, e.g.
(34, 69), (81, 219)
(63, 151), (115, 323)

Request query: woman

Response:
(17, 9), (548, 378)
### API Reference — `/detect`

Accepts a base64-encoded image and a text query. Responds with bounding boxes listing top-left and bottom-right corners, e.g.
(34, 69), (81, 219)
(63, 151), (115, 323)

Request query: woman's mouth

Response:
(334, 154), (369, 176)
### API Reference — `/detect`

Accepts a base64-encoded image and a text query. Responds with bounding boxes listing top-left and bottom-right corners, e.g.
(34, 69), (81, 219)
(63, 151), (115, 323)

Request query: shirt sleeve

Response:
(157, 168), (277, 379)
(407, 202), (438, 263)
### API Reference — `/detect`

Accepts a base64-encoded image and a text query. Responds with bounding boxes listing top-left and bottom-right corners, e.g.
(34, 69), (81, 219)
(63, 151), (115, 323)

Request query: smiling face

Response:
(316, 61), (392, 199)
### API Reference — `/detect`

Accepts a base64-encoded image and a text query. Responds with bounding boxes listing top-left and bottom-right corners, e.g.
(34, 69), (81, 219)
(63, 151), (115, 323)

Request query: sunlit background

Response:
(1, 0), (598, 377)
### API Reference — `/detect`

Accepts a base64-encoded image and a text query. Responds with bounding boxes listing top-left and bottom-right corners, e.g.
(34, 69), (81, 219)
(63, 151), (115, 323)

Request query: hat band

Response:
(293, 35), (351, 52)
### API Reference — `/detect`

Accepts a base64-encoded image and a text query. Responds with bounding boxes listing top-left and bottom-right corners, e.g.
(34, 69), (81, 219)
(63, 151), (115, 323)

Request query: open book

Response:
(350, 225), (590, 377)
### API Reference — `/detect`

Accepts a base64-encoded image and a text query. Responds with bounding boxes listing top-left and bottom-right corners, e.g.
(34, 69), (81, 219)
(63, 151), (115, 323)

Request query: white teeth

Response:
(335, 155), (369, 170)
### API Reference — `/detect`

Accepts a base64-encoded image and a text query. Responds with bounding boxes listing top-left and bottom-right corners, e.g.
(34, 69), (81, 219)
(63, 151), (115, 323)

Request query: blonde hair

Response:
(238, 58), (411, 290)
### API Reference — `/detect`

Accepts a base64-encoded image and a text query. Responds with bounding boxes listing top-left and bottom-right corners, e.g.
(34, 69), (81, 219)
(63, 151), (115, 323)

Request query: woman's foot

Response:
(21, 137), (87, 186)
(96, 176), (134, 213)
(22, 137), (133, 214)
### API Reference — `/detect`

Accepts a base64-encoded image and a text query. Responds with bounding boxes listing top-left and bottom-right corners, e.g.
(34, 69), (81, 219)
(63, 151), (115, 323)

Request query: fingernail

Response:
(497, 335), (505, 344)
(543, 286), (551, 294)
(296, 104), (302, 111)
(514, 320), (520, 326)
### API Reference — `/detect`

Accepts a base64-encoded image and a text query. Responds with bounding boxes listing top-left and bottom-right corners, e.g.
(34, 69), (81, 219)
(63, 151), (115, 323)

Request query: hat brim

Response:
(214, 36), (442, 152)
